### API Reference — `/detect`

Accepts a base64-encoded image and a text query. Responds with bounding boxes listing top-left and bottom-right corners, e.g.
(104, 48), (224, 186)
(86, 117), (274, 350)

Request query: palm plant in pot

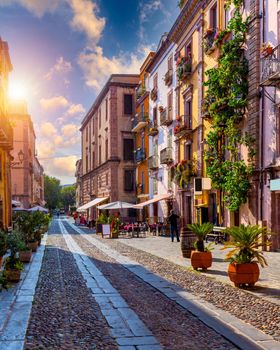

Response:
(222, 225), (269, 287)
(187, 222), (214, 270)
(0, 230), (7, 267)
(4, 232), (24, 283)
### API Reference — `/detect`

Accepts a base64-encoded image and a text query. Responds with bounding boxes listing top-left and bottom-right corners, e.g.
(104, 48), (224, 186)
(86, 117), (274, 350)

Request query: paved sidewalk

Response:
(113, 234), (280, 305)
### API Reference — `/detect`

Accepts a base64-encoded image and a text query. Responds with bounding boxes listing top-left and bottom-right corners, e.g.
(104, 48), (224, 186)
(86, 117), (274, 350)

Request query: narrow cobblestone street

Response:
(1, 217), (280, 350)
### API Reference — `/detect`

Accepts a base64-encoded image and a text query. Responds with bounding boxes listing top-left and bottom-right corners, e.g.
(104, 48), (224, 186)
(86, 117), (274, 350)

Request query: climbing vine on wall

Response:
(204, 0), (256, 212)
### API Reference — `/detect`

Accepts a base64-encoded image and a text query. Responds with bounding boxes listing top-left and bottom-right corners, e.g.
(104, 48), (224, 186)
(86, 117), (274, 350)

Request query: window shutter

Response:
(123, 139), (134, 161)
(124, 94), (133, 115)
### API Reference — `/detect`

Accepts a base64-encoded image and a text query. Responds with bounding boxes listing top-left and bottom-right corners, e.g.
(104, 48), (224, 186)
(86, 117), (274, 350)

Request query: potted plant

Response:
(96, 213), (108, 234)
(0, 272), (8, 292)
(4, 232), (24, 283)
(18, 241), (32, 263)
(260, 43), (273, 57)
(187, 222), (214, 270)
(0, 230), (7, 267)
(222, 225), (269, 287)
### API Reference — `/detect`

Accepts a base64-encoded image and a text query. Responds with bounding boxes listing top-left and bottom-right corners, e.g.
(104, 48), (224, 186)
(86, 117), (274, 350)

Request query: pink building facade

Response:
(80, 74), (139, 219)
(9, 101), (44, 208)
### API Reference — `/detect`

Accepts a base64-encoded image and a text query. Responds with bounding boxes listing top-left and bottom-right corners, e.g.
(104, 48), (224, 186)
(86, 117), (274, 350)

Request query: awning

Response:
(77, 197), (108, 212)
(134, 194), (172, 209)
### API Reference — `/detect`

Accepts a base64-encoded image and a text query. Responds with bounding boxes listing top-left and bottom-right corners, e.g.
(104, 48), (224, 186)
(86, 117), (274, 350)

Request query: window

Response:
(86, 147), (88, 173)
(124, 170), (134, 191)
(99, 144), (102, 165)
(153, 74), (158, 89)
(168, 54), (173, 71)
(92, 152), (95, 170)
(153, 107), (157, 125)
(210, 3), (217, 29)
(141, 132), (145, 149)
(106, 173), (109, 186)
(123, 139), (134, 161)
(184, 141), (192, 161)
(105, 139), (108, 160)
(184, 98), (192, 128)
(277, 106), (280, 155)
(86, 126), (88, 142)
(141, 171), (144, 193)
(99, 109), (101, 129)
(105, 98), (108, 121)
(124, 94), (133, 115)
(224, 6), (229, 28)
(167, 90), (173, 120)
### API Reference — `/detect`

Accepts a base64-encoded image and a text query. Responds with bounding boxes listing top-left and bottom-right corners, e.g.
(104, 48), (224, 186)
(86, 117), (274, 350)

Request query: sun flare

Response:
(8, 80), (29, 100)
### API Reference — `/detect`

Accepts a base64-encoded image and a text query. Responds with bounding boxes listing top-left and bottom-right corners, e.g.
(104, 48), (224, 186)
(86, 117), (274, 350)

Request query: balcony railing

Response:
(174, 115), (192, 138)
(160, 108), (173, 126)
(148, 155), (159, 170)
(0, 117), (13, 150)
(160, 147), (173, 164)
(135, 147), (146, 163)
(132, 113), (149, 132)
(203, 28), (218, 54)
(164, 69), (173, 86)
(136, 84), (146, 101)
(176, 58), (192, 81)
(260, 45), (280, 86)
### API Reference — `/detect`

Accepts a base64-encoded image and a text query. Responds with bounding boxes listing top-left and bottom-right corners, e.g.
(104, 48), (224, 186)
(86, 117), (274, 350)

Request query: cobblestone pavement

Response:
(63, 221), (238, 350)
(24, 220), (117, 350)
(109, 234), (280, 305)
(76, 228), (280, 343)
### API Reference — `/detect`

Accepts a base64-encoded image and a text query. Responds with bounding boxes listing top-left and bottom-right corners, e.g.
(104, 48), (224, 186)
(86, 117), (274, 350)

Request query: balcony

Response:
(164, 69), (173, 86)
(0, 117), (13, 150)
(150, 87), (158, 101)
(174, 115), (192, 138)
(137, 183), (145, 195)
(160, 147), (173, 164)
(148, 155), (159, 170)
(260, 45), (280, 86)
(160, 108), (173, 126)
(135, 147), (146, 163)
(132, 114), (149, 132)
(136, 84), (147, 102)
(176, 57), (192, 82)
(203, 28), (218, 55)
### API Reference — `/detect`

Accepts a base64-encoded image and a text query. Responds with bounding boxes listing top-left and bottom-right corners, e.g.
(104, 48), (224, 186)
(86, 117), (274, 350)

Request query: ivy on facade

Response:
(203, 0), (255, 212)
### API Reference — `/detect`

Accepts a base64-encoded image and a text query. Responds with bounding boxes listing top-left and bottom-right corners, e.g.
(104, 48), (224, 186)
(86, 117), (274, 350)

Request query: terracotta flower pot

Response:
(111, 231), (119, 239)
(19, 250), (32, 263)
(28, 241), (38, 252)
(191, 251), (212, 270)
(5, 269), (21, 283)
(228, 262), (260, 287)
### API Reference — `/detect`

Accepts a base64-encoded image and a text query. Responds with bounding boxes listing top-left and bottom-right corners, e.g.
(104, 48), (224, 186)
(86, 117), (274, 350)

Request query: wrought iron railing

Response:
(148, 155), (159, 170)
(261, 44), (280, 86)
(160, 147), (173, 164)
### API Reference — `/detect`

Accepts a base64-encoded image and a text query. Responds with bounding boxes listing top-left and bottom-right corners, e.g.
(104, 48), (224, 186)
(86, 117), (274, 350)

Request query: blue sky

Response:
(0, 0), (179, 184)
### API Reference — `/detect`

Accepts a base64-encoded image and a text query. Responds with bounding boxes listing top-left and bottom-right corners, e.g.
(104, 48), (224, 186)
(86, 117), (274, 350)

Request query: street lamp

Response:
(10, 150), (25, 167)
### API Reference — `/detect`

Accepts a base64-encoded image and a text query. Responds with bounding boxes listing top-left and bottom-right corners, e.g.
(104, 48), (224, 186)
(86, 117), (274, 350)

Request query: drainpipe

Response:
(260, 0), (265, 223)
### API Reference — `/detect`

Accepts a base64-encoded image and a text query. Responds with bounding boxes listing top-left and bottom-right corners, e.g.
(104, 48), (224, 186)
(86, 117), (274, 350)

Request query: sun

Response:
(8, 80), (29, 100)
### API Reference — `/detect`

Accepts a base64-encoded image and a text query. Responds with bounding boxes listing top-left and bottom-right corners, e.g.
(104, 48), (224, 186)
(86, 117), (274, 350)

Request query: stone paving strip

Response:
(64, 221), (239, 350)
(59, 220), (163, 350)
(0, 233), (47, 350)
(24, 220), (117, 350)
(66, 220), (280, 350)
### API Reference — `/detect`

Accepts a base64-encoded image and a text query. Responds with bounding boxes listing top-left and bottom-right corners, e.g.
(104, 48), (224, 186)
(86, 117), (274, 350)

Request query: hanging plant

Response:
(203, 0), (255, 212)
(171, 160), (197, 189)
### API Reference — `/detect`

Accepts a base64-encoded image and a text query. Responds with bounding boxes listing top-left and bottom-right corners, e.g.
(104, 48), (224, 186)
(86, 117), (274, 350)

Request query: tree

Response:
(60, 185), (76, 211)
(44, 175), (61, 210)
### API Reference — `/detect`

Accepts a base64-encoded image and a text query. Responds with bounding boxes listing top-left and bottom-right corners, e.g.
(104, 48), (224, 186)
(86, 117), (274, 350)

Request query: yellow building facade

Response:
(0, 38), (13, 230)
(170, 0), (205, 227)
(133, 53), (155, 218)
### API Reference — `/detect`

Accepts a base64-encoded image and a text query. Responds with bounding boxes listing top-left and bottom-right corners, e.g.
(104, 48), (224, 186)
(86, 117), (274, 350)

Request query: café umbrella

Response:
(97, 201), (137, 210)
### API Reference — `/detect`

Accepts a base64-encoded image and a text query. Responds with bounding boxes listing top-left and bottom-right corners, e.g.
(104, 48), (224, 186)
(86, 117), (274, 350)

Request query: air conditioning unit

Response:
(194, 177), (212, 195)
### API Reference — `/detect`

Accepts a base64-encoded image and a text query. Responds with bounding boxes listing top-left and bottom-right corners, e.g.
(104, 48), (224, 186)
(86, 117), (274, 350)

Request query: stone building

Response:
(75, 159), (82, 209)
(0, 37), (13, 229)
(80, 74), (139, 219)
(9, 100), (44, 208)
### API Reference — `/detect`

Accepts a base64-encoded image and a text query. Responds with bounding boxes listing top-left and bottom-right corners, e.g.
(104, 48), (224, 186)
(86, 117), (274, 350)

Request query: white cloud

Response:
(139, 0), (161, 41)
(37, 141), (56, 158)
(0, 0), (61, 17)
(43, 155), (79, 177)
(66, 103), (85, 116)
(44, 56), (72, 81)
(68, 0), (105, 43)
(78, 45), (151, 90)
(40, 95), (70, 110)
(61, 123), (79, 137)
(40, 122), (57, 137)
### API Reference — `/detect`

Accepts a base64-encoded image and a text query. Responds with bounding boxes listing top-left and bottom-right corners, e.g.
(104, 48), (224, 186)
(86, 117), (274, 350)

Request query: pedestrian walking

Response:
(168, 210), (180, 242)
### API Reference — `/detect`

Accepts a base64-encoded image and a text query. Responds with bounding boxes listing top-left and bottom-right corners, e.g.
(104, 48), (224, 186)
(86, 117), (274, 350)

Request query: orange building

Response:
(132, 52), (155, 219)
(0, 38), (13, 229)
